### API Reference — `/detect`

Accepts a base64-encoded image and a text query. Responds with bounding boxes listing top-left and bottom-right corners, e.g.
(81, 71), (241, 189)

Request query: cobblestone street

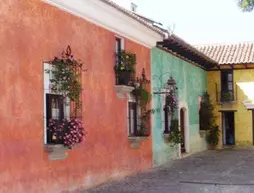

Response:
(83, 149), (254, 193)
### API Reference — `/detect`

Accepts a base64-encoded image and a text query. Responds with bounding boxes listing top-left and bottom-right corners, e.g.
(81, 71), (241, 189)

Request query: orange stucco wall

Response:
(0, 1), (152, 192)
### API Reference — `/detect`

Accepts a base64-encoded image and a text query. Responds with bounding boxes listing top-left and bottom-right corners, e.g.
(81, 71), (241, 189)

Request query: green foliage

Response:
(199, 92), (216, 131)
(131, 77), (158, 136)
(238, 0), (254, 11)
(167, 119), (183, 146)
(199, 93), (220, 148)
(221, 91), (232, 102)
(206, 125), (220, 147)
(46, 52), (84, 112)
(140, 87), (152, 107)
(114, 50), (136, 72)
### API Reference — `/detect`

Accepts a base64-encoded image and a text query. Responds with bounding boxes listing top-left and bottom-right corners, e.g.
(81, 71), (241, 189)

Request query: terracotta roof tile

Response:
(195, 42), (254, 65)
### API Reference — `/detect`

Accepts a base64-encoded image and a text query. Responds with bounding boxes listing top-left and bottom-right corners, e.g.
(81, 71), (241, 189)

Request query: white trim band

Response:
(42, 0), (163, 48)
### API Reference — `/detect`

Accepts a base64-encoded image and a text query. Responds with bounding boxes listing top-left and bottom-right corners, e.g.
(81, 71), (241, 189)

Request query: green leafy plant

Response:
(133, 86), (153, 137)
(167, 119), (183, 146)
(199, 92), (216, 131)
(131, 72), (159, 137)
(206, 125), (220, 148)
(114, 50), (136, 72)
(46, 47), (86, 113)
(199, 92), (220, 149)
(238, 0), (254, 11)
(221, 91), (232, 102)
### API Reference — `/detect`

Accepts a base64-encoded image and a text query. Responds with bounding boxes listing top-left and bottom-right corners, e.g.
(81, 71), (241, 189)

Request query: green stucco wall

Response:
(151, 48), (208, 166)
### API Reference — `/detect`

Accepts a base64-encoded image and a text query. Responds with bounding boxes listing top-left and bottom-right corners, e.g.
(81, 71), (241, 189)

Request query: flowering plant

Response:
(46, 46), (86, 111)
(48, 118), (86, 149)
(165, 90), (178, 114)
(114, 50), (136, 72)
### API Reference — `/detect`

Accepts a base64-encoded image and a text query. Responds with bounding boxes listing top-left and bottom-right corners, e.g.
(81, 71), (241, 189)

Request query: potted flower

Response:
(47, 118), (86, 149)
(114, 50), (136, 99)
(114, 50), (136, 86)
(44, 46), (87, 160)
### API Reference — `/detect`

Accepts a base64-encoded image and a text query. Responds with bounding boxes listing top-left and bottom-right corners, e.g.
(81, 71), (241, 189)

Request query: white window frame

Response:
(43, 63), (70, 144)
(127, 93), (141, 136)
(115, 36), (125, 52)
(198, 96), (202, 111)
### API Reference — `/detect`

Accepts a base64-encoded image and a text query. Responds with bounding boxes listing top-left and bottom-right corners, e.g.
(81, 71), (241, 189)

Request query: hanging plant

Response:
(46, 46), (86, 112)
(131, 70), (159, 136)
(206, 125), (220, 149)
(114, 50), (136, 86)
(167, 119), (183, 146)
(45, 46), (87, 148)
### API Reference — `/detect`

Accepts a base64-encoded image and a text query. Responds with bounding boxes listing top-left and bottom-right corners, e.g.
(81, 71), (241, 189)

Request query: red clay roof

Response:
(195, 42), (254, 65)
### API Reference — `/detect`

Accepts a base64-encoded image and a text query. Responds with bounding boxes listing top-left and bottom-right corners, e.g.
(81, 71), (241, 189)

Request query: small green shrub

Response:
(206, 125), (220, 148)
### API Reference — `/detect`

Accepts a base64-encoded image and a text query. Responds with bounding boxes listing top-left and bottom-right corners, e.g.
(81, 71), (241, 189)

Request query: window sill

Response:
(218, 101), (237, 108)
(199, 130), (207, 138)
(44, 144), (69, 161)
(128, 136), (148, 148)
(162, 133), (170, 143)
(115, 85), (135, 99)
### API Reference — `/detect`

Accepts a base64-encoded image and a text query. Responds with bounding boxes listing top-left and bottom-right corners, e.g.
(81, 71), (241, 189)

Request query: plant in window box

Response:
(221, 91), (232, 102)
(114, 50), (136, 86)
(48, 118), (86, 149)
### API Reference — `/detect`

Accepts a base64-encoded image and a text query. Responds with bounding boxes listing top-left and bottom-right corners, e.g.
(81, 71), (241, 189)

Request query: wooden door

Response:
(180, 108), (186, 153)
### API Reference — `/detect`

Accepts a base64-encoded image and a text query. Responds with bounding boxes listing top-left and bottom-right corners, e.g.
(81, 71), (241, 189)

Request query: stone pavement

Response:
(83, 149), (254, 193)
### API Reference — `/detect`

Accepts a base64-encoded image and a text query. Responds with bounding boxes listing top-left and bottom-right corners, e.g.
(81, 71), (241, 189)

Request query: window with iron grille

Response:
(163, 105), (171, 133)
(128, 101), (138, 135)
(46, 94), (65, 144)
(115, 37), (124, 66)
(127, 94), (141, 136)
(43, 63), (70, 144)
(221, 70), (234, 101)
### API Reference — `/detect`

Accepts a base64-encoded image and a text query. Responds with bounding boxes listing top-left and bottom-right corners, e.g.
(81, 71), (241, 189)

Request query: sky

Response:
(112, 0), (254, 45)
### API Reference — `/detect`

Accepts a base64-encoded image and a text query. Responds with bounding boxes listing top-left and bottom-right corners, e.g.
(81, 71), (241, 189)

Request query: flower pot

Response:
(116, 71), (132, 86)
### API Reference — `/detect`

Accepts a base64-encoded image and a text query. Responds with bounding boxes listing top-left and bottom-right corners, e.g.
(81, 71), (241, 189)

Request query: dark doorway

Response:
(180, 108), (186, 153)
(222, 112), (235, 145)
